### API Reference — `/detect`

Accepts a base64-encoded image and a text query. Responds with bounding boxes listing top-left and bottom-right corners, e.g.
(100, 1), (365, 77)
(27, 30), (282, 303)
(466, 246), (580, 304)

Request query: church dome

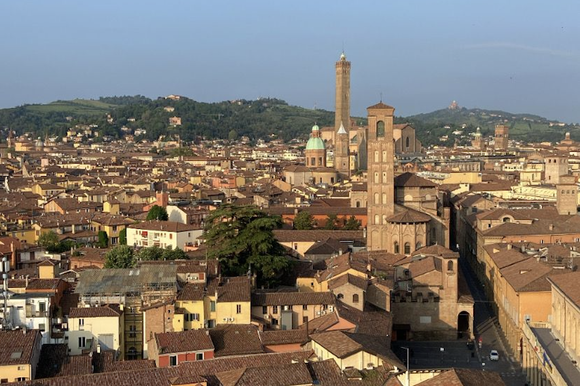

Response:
(312, 124), (320, 131)
(306, 136), (325, 151)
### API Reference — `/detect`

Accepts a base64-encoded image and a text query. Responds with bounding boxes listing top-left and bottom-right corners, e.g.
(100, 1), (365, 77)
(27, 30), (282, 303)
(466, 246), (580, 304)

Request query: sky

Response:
(1, 1), (579, 123)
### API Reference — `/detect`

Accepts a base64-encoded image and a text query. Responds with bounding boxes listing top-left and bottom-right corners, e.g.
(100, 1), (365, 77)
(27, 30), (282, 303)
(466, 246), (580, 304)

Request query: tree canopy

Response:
(146, 205), (168, 221)
(104, 245), (136, 268)
(136, 246), (187, 261)
(203, 204), (291, 287)
(343, 215), (362, 230)
(38, 231), (61, 252)
(293, 211), (316, 230)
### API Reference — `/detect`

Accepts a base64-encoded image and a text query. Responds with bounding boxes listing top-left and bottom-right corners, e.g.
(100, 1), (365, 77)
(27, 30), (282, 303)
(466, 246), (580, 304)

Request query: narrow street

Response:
(458, 254), (528, 386)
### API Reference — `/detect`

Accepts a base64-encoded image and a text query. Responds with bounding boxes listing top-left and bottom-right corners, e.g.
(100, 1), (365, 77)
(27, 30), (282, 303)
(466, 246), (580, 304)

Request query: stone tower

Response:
(556, 175), (578, 215)
(335, 52), (351, 134)
(335, 122), (350, 178)
(367, 102), (395, 251)
(545, 155), (568, 185)
(471, 127), (484, 150)
(305, 124), (326, 168)
(494, 124), (509, 152)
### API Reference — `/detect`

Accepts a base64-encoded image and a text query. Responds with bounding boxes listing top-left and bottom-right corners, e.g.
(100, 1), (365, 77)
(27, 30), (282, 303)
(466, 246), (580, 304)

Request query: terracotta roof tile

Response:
(155, 330), (214, 355)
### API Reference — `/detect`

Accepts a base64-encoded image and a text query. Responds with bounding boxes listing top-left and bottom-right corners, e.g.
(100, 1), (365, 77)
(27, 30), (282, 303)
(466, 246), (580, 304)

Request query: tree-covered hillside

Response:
(0, 96), (335, 143)
(0, 96), (577, 145)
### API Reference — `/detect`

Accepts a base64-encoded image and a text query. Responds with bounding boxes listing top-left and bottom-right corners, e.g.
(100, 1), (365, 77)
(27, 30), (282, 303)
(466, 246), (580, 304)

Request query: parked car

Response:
(490, 350), (499, 361)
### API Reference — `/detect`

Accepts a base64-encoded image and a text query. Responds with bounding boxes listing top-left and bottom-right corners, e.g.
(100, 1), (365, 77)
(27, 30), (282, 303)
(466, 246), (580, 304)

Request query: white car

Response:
(489, 350), (499, 361)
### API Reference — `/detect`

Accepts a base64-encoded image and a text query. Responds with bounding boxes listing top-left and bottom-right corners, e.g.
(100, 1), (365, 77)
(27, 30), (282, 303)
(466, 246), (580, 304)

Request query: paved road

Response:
(392, 255), (528, 386)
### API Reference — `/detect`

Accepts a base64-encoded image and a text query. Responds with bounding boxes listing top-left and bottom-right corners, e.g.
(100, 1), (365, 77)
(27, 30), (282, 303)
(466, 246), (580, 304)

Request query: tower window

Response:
(376, 121), (385, 138)
(394, 242), (399, 254)
(406, 136), (410, 149)
(404, 242), (411, 254)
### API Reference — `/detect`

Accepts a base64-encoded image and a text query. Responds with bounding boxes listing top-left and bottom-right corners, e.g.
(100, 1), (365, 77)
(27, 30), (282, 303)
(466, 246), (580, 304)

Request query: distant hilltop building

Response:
(448, 100), (459, 110)
(165, 94), (182, 100)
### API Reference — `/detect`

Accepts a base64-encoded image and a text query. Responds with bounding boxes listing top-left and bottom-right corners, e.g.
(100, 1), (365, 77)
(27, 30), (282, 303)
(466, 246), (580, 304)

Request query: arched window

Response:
(374, 151), (379, 163)
(404, 242), (411, 254)
(376, 121), (385, 138)
(382, 172), (387, 183)
(337, 293), (344, 300)
(448, 261), (454, 272)
(394, 242), (400, 254)
(374, 193), (379, 204)
(353, 294), (359, 303)
(382, 193), (387, 204)
(374, 215), (380, 225)
(502, 217), (511, 223)
(416, 241), (422, 250)
(382, 150), (387, 162)
(406, 136), (410, 149)
(356, 201), (360, 208)
(374, 172), (379, 183)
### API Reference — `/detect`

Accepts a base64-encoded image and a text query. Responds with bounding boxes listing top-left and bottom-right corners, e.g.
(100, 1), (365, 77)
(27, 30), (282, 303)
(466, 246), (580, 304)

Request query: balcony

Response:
(26, 310), (48, 318)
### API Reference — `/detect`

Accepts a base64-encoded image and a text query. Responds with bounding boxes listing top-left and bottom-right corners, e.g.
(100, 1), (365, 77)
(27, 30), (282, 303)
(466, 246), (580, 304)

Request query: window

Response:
(78, 337), (86, 348)
(39, 302), (46, 313)
(262, 306), (268, 314)
(406, 136), (410, 149)
(374, 172), (379, 183)
(382, 193), (387, 204)
(382, 150), (387, 162)
(382, 172), (387, 183)
(272, 318), (278, 326)
(272, 305), (278, 314)
(196, 353), (203, 361)
(353, 294), (359, 303)
(447, 261), (454, 272)
(39, 324), (45, 332)
(303, 304), (308, 311)
(374, 151), (379, 163)
(374, 215), (379, 225)
(16, 378), (27, 382)
(394, 242), (399, 254)
(210, 301), (216, 312)
(303, 316), (309, 323)
(236, 304), (242, 314)
(374, 193), (379, 204)
(404, 242), (411, 254)
(79, 319), (84, 327)
(169, 355), (177, 367)
(129, 325), (137, 338)
(376, 121), (385, 138)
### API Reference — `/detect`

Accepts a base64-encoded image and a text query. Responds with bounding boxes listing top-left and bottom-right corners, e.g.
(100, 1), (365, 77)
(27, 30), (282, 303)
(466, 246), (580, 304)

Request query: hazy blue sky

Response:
(1, 1), (579, 122)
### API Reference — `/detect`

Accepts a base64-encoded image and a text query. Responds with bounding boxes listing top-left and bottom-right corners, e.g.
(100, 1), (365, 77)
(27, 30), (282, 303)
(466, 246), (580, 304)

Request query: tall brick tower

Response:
(334, 53), (351, 177)
(335, 52), (351, 133)
(366, 102), (395, 251)
(494, 124), (509, 152)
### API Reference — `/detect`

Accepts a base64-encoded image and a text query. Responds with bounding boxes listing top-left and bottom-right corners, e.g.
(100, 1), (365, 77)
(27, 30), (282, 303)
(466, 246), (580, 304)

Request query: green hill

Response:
(0, 96), (576, 145)
(404, 107), (579, 146)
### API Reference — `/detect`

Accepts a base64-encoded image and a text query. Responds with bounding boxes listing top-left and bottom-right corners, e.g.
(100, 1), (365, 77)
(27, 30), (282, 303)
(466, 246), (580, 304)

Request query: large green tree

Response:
(203, 204), (291, 287)
(293, 211), (316, 230)
(146, 205), (168, 221)
(38, 231), (61, 253)
(344, 215), (362, 230)
(104, 245), (136, 268)
(323, 214), (338, 230)
(97, 231), (109, 248)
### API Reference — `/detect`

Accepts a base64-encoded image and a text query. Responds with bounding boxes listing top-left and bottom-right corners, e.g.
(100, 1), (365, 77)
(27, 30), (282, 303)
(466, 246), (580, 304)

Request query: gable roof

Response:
(155, 329), (214, 355)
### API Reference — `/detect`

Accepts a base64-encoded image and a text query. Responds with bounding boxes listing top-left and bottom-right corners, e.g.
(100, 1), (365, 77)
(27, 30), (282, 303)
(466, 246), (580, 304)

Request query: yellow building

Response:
(173, 276), (251, 330)
(66, 305), (124, 356)
(0, 329), (42, 383)
(309, 330), (403, 371)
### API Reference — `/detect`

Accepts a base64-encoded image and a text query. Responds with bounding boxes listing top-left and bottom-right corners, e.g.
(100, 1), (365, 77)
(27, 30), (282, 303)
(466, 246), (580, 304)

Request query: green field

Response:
(25, 99), (116, 116)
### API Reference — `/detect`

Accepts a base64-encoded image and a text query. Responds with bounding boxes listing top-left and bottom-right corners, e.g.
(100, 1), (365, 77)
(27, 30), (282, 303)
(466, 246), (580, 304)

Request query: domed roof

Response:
(474, 127), (482, 137)
(306, 137), (325, 151)
(312, 124), (320, 131)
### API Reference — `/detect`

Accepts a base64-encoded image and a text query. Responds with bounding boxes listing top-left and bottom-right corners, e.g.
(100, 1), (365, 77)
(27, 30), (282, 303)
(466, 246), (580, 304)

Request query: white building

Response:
(126, 221), (202, 250)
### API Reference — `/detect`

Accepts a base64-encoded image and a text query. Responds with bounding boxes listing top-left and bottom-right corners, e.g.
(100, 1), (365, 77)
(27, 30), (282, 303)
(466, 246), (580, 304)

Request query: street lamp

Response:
(401, 346), (410, 386)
